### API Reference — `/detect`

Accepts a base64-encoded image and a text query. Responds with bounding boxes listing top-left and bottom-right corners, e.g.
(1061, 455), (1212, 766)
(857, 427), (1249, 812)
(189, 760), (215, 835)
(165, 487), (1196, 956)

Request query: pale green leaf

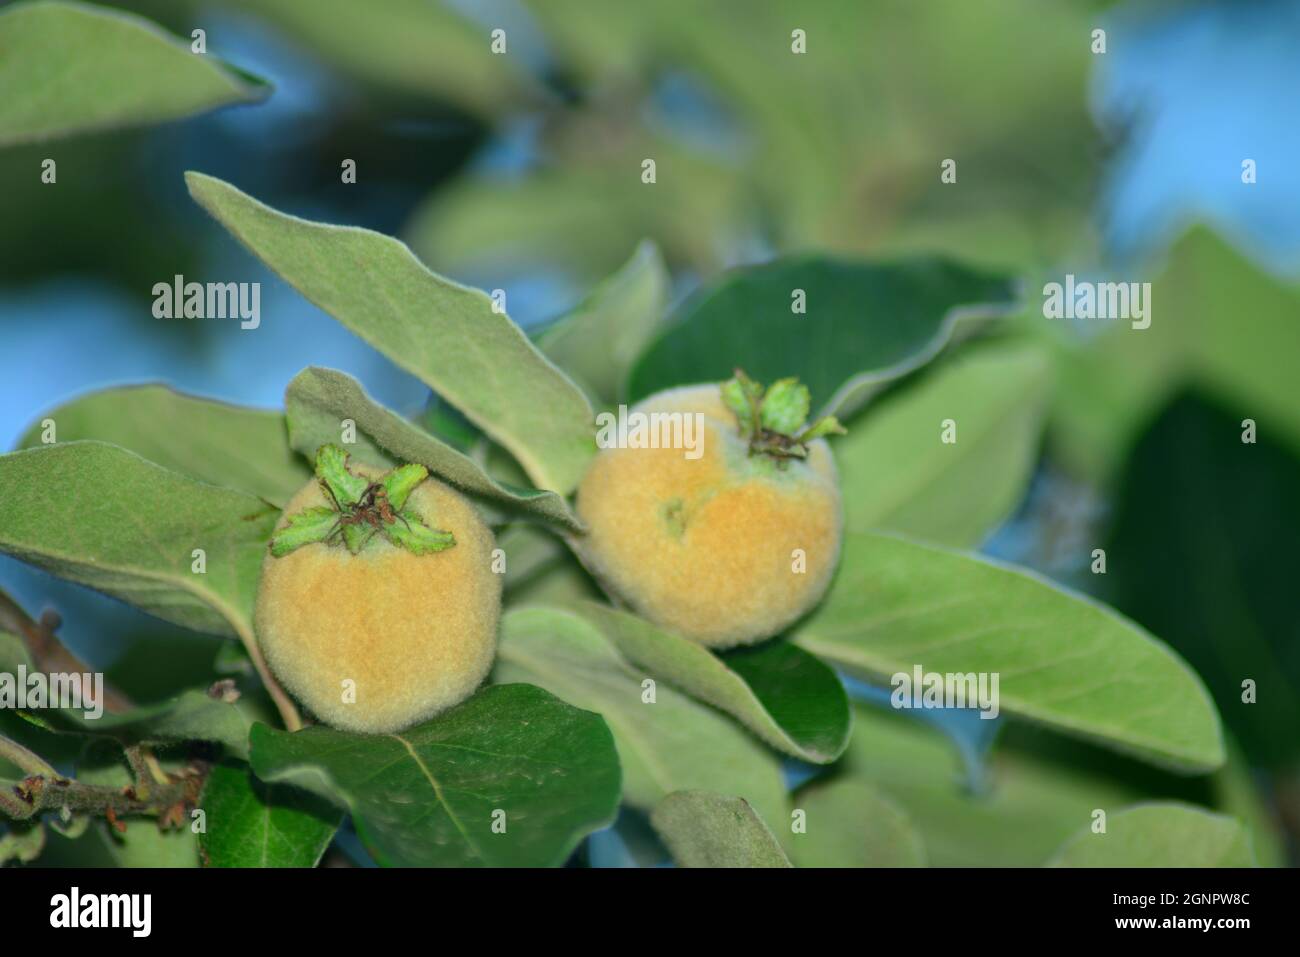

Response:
(1047, 803), (1255, 868)
(787, 778), (925, 868)
(651, 790), (791, 868)
(0, 441), (275, 648)
(794, 533), (1225, 771)
(0, 0), (269, 147)
(185, 171), (596, 494)
(837, 339), (1049, 546)
(495, 607), (789, 836)
(567, 602), (850, 764)
(537, 240), (669, 405)
(17, 384), (309, 507)
(283, 366), (581, 530)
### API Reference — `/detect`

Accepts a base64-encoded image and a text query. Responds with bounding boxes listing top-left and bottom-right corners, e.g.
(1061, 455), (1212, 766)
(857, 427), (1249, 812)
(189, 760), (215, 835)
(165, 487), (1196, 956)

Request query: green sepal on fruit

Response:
(720, 370), (846, 464)
(269, 445), (456, 557)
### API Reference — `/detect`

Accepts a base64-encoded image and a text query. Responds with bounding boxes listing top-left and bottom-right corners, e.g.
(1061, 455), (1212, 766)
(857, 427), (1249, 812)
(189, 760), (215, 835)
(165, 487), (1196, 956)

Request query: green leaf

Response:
(220, 0), (532, 117)
(0, 0), (269, 147)
(186, 172), (595, 495)
(537, 240), (669, 405)
(627, 255), (1018, 416)
(567, 603), (850, 764)
(249, 684), (620, 867)
(0, 822), (45, 864)
(0, 441), (275, 654)
(759, 378), (811, 434)
(835, 704), (1272, 867)
(837, 339), (1049, 546)
(1104, 391), (1300, 771)
(787, 778), (925, 868)
(200, 761), (339, 868)
(495, 607), (789, 836)
(1, 630), (255, 758)
(651, 790), (791, 868)
(284, 367), (581, 530)
(794, 532), (1225, 772)
(720, 373), (762, 435)
(1046, 803), (1255, 868)
(17, 384), (309, 507)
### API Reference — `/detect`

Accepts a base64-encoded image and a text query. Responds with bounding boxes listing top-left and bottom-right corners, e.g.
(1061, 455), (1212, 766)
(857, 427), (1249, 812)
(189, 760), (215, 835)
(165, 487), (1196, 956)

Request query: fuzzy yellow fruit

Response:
(255, 465), (500, 734)
(577, 383), (842, 648)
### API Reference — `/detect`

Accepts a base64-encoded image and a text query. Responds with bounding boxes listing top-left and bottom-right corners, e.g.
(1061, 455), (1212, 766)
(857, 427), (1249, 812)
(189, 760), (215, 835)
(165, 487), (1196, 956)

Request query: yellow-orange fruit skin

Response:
(577, 385), (842, 649)
(254, 469), (501, 734)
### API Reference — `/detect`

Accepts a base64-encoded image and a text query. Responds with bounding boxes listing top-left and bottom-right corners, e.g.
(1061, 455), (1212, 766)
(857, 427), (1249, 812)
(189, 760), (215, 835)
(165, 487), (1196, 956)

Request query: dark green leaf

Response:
(628, 255), (1018, 415)
(249, 684), (620, 867)
(200, 761), (339, 868)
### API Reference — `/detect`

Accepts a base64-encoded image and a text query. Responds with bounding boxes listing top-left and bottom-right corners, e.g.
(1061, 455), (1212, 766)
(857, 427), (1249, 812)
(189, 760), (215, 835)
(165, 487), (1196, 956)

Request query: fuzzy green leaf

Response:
(0, 0), (269, 147)
(186, 172), (596, 495)
(249, 684), (621, 867)
(788, 778), (925, 868)
(651, 791), (791, 868)
(16, 384), (309, 508)
(284, 367), (581, 530)
(495, 607), (788, 839)
(567, 602), (850, 764)
(794, 532), (1226, 772)
(1047, 803), (1255, 868)
(837, 339), (1049, 546)
(0, 442), (275, 645)
(537, 240), (669, 404)
(799, 415), (847, 443)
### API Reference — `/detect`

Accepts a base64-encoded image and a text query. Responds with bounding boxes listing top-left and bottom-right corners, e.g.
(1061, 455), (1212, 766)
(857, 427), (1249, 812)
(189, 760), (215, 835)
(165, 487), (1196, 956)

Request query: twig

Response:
(2, 752), (207, 826)
(0, 589), (134, 714)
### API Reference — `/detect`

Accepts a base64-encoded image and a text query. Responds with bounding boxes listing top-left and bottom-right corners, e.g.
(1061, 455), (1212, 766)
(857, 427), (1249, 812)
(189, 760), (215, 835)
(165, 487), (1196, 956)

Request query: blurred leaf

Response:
(199, 761), (339, 867)
(0, 441), (275, 647)
(569, 602), (850, 764)
(18, 385), (308, 507)
(537, 240), (670, 405)
(220, 0), (532, 116)
(494, 607), (789, 836)
(0, 822), (45, 864)
(187, 172), (596, 495)
(838, 339), (1049, 546)
(794, 532), (1225, 772)
(838, 704), (1273, 867)
(1048, 228), (1300, 481)
(628, 256), (1018, 416)
(404, 139), (744, 282)
(787, 778), (925, 868)
(1, 630), (253, 757)
(1104, 391), (1300, 771)
(284, 367), (580, 530)
(651, 790), (790, 868)
(0, 0), (268, 146)
(250, 684), (620, 867)
(1046, 803), (1255, 868)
